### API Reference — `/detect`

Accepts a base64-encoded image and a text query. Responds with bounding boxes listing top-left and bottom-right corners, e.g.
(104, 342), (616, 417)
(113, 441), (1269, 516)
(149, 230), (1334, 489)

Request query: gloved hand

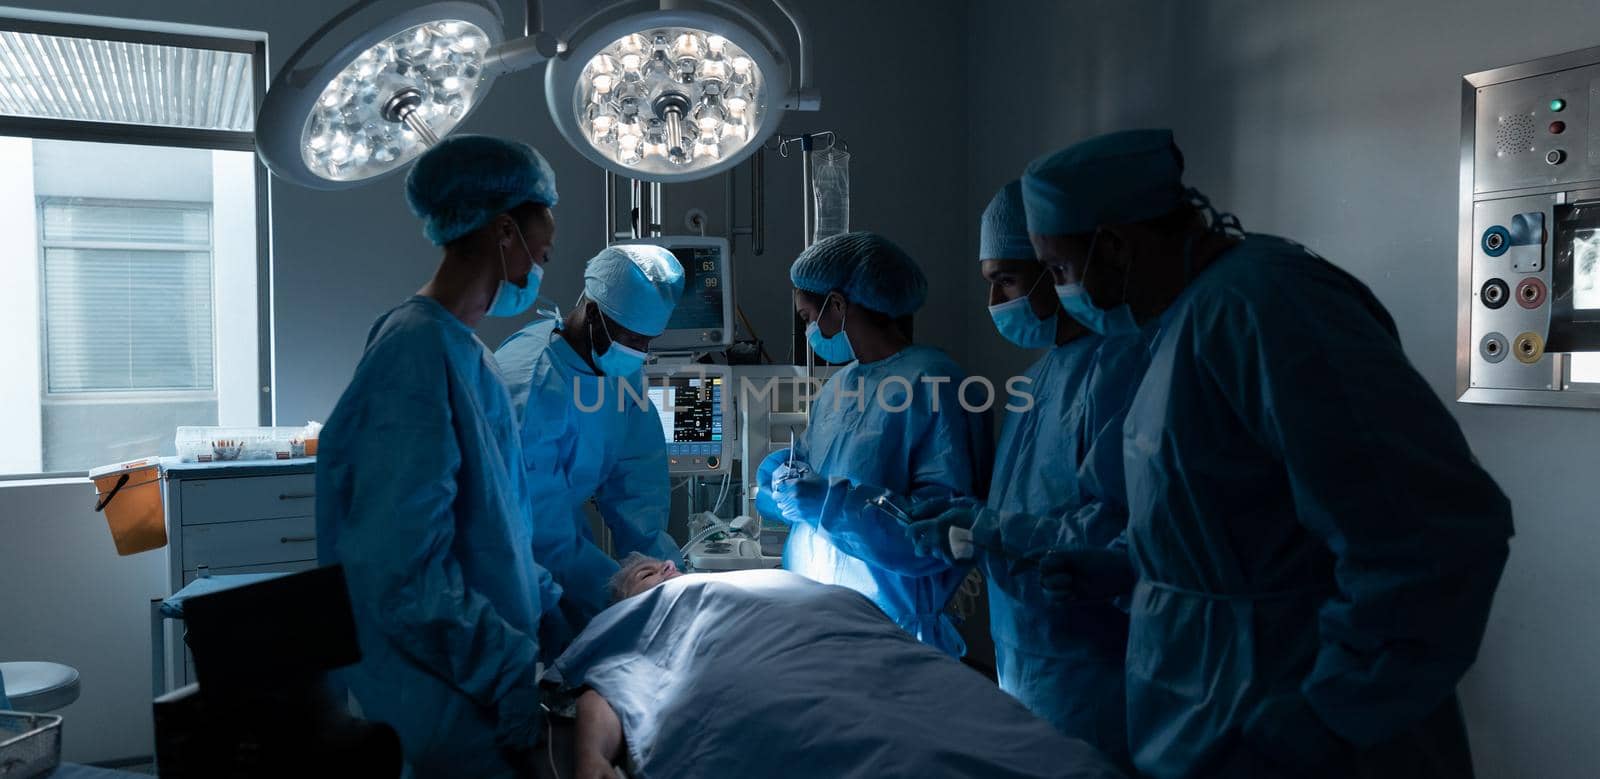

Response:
(1241, 694), (1356, 777)
(755, 449), (811, 524)
(906, 509), (978, 563)
(772, 461), (811, 486)
(770, 470), (826, 527)
(906, 497), (997, 564)
(1038, 546), (1138, 601)
(756, 448), (790, 489)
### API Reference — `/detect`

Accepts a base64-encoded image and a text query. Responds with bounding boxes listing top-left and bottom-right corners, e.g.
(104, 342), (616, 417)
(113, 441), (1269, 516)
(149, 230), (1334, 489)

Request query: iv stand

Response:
(775, 131), (838, 411)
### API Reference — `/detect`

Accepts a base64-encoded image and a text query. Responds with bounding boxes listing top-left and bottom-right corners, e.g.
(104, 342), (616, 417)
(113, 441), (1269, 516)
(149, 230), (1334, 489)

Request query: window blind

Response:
(41, 200), (214, 393)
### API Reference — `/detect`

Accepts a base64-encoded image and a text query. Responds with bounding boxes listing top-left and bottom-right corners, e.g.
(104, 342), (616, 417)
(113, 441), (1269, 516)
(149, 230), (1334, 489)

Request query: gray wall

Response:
(960, 2), (1600, 777)
(0, 480), (166, 763)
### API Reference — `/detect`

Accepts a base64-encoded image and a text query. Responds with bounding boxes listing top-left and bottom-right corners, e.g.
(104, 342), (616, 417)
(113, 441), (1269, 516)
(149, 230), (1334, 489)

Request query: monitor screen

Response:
(647, 374), (724, 458)
(665, 245), (726, 330)
(1576, 229), (1600, 311)
(1548, 201), (1600, 352)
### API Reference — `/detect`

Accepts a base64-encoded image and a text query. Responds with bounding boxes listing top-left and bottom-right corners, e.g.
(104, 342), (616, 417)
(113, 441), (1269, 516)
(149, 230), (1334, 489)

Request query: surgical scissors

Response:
(870, 494), (914, 524)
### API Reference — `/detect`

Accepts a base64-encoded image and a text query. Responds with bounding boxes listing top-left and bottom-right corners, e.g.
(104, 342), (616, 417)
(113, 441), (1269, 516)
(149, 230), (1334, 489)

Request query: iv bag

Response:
(812, 147), (850, 243)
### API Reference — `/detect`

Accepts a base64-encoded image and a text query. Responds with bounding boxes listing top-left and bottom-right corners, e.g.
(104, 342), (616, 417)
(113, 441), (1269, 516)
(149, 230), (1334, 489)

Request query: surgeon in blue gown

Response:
(910, 170), (1245, 622)
(316, 136), (560, 778)
(758, 231), (993, 658)
(1019, 129), (1515, 778)
(495, 244), (685, 637)
(905, 180), (1132, 762)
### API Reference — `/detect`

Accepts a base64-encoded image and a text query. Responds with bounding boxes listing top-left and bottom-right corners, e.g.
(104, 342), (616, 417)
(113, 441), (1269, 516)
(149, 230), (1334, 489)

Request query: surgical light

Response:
(564, 27), (758, 176)
(257, 0), (816, 189)
(257, 0), (523, 189)
(299, 20), (491, 181)
(547, 1), (813, 182)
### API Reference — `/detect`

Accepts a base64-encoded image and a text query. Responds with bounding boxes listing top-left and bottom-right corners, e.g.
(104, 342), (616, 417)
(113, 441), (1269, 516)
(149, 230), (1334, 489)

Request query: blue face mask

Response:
(591, 312), (648, 376)
(988, 274), (1059, 349)
(486, 223), (543, 318)
(805, 295), (856, 363)
(1055, 230), (1139, 337)
(1054, 282), (1137, 336)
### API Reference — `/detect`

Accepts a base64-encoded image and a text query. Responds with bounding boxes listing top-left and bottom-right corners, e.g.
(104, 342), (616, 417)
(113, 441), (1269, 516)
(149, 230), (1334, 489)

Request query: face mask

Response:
(805, 296), (856, 363)
(1055, 282), (1138, 336)
(591, 312), (648, 376)
(988, 275), (1059, 349)
(1055, 230), (1139, 337)
(486, 222), (544, 318)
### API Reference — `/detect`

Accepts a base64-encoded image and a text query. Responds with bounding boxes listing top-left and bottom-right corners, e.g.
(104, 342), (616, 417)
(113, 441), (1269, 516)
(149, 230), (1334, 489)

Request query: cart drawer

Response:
(179, 473), (316, 526)
(181, 516), (317, 570)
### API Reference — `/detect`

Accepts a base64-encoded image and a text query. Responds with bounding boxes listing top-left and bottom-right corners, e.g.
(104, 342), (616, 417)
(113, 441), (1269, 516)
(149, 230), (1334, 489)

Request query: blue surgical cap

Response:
(585, 245), (686, 337)
(1021, 129), (1186, 236)
(789, 231), (927, 317)
(405, 135), (559, 246)
(979, 180), (1033, 261)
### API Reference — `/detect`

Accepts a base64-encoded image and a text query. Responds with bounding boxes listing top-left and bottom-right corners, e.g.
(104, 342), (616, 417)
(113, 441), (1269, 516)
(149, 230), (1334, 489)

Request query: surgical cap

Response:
(979, 180), (1033, 261)
(405, 135), (559, 246)
(789, 231), (927, 317)
(1021, 129), (1186, 236)
(585, 245), (686, 337)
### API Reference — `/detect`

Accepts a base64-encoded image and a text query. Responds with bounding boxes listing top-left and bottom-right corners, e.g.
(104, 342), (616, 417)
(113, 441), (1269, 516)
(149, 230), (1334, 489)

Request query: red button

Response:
(1550, 121), (1566, 134)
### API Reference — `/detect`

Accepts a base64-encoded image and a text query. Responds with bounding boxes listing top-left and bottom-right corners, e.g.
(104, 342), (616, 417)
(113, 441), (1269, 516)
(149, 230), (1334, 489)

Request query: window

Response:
(0, 13), (267, 477)
(0, 25), (254, 133)
(41, 199), (216, 393)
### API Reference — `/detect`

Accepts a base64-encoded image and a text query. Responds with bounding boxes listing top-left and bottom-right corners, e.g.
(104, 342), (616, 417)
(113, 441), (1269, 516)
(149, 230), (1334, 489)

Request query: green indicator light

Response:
(1551, 98), (1567, 112)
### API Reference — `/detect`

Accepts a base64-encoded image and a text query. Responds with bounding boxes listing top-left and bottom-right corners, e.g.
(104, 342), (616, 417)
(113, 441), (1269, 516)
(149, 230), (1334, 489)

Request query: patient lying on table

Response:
(553, 555), (1124, 779)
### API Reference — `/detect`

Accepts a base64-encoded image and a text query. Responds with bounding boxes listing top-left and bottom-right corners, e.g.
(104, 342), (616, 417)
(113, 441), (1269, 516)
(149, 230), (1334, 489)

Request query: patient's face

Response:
(622, 557), (682, 599)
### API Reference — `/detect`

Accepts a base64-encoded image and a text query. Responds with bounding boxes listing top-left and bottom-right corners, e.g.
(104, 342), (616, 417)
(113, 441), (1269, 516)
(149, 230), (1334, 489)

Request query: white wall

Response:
(32, 139), (213, 200)
(961, 2), (1600, 776)
(0, 138), (42, 474)
(212, 150), (261, 426)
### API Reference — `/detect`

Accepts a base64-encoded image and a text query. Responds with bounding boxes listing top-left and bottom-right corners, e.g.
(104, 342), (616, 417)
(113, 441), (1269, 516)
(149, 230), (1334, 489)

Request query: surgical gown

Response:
(1122, 235), (1514, 777)
(773, 345), (992, 657)
(980, 334), (1136, 762)
(316, 296), (553, 779)
(496, 319), (677, 630)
